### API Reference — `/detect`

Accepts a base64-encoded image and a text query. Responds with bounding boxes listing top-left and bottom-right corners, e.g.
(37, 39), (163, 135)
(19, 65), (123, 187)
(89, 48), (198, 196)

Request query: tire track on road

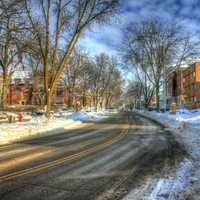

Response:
(0, 125), (129, 182)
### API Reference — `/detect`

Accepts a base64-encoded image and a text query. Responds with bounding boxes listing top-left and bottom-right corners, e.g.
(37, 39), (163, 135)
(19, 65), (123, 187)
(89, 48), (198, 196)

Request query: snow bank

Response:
(148, 158), (193, 200)
(133, 109), (200, 200)
(123, 158), (193, 200)
(150, 108), (200, 128)
(0, 116), (82, 145)
(0, 110), (110, 145)
(65, 110), (109, 121)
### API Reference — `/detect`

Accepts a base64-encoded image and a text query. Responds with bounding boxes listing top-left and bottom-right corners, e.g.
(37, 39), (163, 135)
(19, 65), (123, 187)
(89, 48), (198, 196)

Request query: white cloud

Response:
(78, 1), (200, 57)
(78, 35), (118, 57)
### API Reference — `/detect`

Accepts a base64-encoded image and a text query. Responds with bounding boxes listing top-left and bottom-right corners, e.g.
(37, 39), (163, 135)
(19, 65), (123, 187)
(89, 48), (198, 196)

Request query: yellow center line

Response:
(0, 128), (129, 182)
(0, 122), (118, 151)
(0, 124), (95, 151)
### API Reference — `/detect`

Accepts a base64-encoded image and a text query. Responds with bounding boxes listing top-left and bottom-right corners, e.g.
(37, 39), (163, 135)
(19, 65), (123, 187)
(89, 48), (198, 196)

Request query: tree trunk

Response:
(144, 101), (148, 110)
(93, 96), (98, 112)
(1, 70), (8, 110)
(105, 93), (111, 109)
(105, 97), (109, 109)
(45, 91), (52, 119)
(82, 92), (86, 108)
(155, 84), (160, 112)
(67, 93), (72, 108)
(99, 101), (103, 110)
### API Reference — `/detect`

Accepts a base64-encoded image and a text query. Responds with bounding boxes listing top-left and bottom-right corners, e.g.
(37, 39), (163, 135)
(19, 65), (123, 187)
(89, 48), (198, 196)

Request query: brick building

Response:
(183, 62), (200, 109)
(167, 62), (200, 109)
(0, 71), (91, 110)
(7, 71), (69, 106)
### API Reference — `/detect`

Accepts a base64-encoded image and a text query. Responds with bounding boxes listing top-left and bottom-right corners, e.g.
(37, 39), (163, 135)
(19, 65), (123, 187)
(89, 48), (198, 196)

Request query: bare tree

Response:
(89, 53), (117, 111)
(61, 49), (88, 107)
(0, 0), (27, 109)
(24, 0), (119, 118)
(124, 19), (198, 111)
(123, 40), (154, 109)
(61, 52), (122, 111)
(124, 80), (143, 109)
(24, 45), (44, 105)
(104, 68), (122, 109)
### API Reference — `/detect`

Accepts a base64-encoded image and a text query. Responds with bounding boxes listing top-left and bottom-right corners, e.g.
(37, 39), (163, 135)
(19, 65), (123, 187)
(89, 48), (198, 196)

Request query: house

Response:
(7, 71), (69, 106)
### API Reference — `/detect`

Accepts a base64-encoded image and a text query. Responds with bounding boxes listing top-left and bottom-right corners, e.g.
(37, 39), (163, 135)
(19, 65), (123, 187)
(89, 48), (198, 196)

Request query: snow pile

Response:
(53, 111), (72, 118)
(150, 108), (200, 127)
(65, 110), (109, 121)
(148, 158), (193, 200)
(0, 110), (110, 145)
(0, 116), (82, 145)
(123, 158), (194, 200)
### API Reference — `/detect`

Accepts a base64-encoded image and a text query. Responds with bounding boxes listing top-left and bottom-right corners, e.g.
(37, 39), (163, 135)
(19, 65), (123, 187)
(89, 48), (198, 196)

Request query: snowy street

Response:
(0, 112), (186, 200)
(1, 0), (200, 199)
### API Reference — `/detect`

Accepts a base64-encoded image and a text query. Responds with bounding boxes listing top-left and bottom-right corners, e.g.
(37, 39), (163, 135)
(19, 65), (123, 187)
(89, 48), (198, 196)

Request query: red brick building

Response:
(167, 62), (200, 109)
(1, 71), (91, 110)
(182, 62), (200, 109)
(7, 71), (69, 106)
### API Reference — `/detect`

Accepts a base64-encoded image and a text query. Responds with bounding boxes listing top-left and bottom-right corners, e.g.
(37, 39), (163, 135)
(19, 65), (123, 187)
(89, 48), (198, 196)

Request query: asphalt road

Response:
(0, 112), (185, 200)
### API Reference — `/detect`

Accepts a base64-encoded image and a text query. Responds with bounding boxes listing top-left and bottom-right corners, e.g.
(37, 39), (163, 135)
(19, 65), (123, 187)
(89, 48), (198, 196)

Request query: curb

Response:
(134, 110), (190, 157)
(0, 120), (83, 146)
(133, 111), (167, 129)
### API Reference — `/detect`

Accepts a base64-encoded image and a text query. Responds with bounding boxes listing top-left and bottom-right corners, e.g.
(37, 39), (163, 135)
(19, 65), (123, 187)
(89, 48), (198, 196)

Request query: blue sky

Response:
(78, 0), (200, 57)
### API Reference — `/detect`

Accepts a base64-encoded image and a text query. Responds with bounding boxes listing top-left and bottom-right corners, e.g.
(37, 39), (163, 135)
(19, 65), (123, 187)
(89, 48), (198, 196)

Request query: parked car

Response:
(148, 107), (156, 111)
(160, 108), (170, 112)
(31, 108), (45, 116)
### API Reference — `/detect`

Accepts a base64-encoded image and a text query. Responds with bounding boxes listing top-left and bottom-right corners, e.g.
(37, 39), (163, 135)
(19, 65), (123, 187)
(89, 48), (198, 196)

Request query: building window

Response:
(192, 83), (195, 89)
(57, 89), (63, 96)
(193, 71), (196, 78)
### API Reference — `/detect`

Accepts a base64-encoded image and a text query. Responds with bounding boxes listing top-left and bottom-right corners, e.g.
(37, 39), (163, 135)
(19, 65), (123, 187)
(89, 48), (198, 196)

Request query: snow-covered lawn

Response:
(124, 109), (200, 200)
(0, 110), (110, 145)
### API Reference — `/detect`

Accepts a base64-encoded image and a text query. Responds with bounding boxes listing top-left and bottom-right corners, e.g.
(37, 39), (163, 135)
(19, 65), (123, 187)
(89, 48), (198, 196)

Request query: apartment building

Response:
(183, 62), (200, 109)
(167, 62), (200, 109)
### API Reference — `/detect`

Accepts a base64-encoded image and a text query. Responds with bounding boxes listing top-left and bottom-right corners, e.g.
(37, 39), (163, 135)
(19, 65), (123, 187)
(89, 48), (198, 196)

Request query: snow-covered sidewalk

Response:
(0, 111), (110, 145)
(124, 109), (200, 200)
